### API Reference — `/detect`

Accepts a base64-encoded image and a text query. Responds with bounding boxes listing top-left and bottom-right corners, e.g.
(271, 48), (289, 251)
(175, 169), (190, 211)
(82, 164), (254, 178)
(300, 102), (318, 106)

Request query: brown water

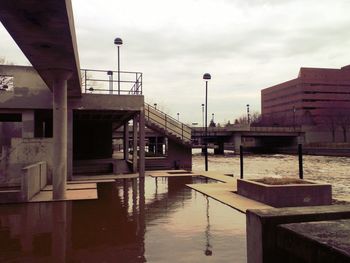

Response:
(0, 177), (246, 262)
(193, 150), (350, 199)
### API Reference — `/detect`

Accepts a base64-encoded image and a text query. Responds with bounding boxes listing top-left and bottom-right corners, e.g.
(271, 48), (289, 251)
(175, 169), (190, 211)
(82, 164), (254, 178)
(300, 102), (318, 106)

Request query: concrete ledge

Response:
(276, 219), (350, 263)
(238, 178), (332, 207)
(246, 205), (350, 263)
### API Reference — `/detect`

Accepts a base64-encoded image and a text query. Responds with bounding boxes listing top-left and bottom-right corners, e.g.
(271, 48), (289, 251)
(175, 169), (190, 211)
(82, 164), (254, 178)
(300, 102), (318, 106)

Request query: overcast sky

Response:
(1, 0), (350, 125)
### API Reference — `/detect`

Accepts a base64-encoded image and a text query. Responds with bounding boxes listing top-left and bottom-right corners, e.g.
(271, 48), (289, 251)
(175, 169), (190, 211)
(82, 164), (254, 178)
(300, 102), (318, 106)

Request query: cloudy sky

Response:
(1, 0), (350, 125)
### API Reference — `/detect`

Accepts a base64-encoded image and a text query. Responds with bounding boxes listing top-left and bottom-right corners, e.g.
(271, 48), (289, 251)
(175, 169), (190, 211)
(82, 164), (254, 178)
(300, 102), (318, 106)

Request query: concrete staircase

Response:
(144, 103), (192, 147)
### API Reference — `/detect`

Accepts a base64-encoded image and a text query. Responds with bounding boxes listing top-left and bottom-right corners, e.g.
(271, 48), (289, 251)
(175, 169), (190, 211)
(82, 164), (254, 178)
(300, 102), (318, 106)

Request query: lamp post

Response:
(177, 112), (180, 121)
(203, 73), (211, 171)
(114, 37), (123, 95)
(212, 113), (214, 122)
(154, 103), (157, 110)
(201, 103), (205, 130)
(246, 104), (250, 124)
(107, 70), (113, 94)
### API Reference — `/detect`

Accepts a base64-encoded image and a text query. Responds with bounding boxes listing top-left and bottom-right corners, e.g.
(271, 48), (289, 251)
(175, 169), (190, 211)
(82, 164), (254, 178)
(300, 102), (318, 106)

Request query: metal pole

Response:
(118, 46), (120, 95)
(298, 143), (303, 179)
(205, 81), (208, 171)
(202, 104), (204, 139)
(240, 145), (243, 179)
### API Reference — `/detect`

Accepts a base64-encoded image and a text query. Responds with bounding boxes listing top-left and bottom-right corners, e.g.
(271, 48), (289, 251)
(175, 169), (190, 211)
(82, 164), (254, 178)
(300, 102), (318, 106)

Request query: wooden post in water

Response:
(298, 143), (303, 179)
(240, 145), (243, 179)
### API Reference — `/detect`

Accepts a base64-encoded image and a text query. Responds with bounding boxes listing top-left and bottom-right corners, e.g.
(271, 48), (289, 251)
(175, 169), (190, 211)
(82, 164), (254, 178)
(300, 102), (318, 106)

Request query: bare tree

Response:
(234, 111), (262, 125)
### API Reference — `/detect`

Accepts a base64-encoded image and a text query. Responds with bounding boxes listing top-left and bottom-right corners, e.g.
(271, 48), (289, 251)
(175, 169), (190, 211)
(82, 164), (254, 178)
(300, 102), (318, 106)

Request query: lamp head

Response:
(114, 37), (123, 46)
(203, 73), (211, 80)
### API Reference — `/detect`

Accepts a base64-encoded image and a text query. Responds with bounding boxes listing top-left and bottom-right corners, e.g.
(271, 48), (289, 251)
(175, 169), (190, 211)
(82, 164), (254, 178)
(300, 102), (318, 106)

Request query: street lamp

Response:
(212, 113), (214, 122)
(203, 73), (211, 171)
(154, 103), (157, 110)
(107, 70), (113, 94)
(114, 37), (123, 95)
(246, 104), (250, 124)
(177, 112), (180, 121)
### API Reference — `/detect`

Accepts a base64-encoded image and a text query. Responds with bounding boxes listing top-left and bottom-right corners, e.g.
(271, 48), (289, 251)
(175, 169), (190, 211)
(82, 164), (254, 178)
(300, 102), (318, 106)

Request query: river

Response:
(192, 150), (350, 200)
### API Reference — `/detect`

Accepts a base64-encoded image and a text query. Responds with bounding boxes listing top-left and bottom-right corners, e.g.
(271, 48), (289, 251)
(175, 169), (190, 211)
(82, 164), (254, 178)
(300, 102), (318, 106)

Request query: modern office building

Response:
(261, 65), (350, 127)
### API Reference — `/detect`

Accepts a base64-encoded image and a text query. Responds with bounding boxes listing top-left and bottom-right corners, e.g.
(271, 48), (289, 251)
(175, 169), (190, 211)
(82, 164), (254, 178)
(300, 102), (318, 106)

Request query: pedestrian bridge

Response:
(191, 125), (305, 154)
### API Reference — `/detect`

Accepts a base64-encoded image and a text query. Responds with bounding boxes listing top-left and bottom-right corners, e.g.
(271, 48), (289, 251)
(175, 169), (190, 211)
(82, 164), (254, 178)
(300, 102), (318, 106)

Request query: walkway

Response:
(147, 170), (271, 213)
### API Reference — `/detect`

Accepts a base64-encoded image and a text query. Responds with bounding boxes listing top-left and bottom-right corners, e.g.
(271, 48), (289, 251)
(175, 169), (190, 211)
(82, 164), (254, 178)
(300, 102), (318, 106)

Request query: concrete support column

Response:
(67, 108), (73, 181)
(132, 115), (138, 173)
(138, 109), (145, 177)
(233, 133), (242, 154)
(123, 121), (129, 161)
(52, 70), (71, 200)
(22, 110), (35, 138)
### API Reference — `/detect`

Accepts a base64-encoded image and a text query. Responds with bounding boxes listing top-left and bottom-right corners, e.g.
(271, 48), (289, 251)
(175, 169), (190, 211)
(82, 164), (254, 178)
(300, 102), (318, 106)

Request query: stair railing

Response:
(144, 103), (191, 143)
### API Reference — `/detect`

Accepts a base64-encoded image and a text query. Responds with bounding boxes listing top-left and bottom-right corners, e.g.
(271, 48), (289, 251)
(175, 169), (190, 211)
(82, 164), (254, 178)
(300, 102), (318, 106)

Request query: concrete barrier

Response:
(21, 161), (47, 201)
(246, 205), (350, 263)
(237, 179), (332, 207)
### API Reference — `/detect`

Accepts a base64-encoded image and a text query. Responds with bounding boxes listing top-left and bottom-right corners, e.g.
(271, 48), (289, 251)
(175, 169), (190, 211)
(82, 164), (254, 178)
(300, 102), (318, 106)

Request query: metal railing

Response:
(145, 103), (192, 144)
(81, 69), (142, 95)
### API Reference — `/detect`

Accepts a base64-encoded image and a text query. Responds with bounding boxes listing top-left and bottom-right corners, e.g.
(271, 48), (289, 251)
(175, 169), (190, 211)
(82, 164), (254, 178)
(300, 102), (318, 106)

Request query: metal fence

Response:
(81, 69), (142, 95)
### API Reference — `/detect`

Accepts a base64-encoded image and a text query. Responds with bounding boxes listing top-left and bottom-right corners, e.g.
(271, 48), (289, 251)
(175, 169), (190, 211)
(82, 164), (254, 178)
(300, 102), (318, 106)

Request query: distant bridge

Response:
(191, 125), (305, 154)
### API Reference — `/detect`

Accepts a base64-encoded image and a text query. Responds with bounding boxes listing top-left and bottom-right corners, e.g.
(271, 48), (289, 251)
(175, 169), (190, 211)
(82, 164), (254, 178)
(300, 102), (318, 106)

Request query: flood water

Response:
(0, 177), (246, 262)
(1, 152), (348, 262)
(193, 150), (350, 199)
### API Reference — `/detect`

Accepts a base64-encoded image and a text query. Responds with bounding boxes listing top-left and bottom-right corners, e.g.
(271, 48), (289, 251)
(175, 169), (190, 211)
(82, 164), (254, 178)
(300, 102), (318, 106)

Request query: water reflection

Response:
(0, 177), (246, 262)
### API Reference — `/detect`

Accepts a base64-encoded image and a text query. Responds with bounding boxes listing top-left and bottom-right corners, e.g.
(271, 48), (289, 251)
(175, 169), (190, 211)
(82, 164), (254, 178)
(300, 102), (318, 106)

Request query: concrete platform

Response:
(29, 183), (98, 202)
(147, 169), (270, 213)
(187, 182), (271, 213)
(72, 173), (139, 183)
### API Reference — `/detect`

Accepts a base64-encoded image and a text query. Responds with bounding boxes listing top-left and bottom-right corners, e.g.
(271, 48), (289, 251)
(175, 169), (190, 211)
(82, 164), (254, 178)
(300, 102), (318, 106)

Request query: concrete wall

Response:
(0, 138), (53, 186)
(70, 94), (144, 111)
(303, 125), (350, 144)
(21, 161), (47, 201)
(246, 205), (350, 263)
(167, 139), (192, 170)
(0, 65), (52, 109)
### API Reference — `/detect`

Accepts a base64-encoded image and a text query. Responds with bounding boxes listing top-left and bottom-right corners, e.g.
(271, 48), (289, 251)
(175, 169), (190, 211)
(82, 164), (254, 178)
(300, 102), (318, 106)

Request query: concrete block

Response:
(246, 205), (350, 263)
(276, 219), (350, 263)
(238, 178), (332, 207)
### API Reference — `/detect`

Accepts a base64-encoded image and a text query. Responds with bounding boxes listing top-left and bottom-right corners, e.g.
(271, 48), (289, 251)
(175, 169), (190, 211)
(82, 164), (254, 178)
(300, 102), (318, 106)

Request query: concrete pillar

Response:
(22, 110), (34, 138)
(214, 142), (224, 155)
(123, 121), (129, 161)
(233, 133), (242, 154)
(52, 70), (71, 200)
(67, 108), (73, 181)
(132, 115), (138, 173)
(138, 109), (145, 177)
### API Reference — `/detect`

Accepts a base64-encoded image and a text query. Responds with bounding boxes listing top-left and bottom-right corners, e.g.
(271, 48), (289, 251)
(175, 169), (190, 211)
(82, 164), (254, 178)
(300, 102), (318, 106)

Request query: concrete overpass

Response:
(0, 0), (82, 199)
(192, 125), (305, 154)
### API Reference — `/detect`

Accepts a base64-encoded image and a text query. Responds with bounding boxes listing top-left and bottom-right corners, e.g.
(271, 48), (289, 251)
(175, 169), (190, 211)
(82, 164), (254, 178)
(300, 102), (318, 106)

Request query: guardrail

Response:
(81, 69), (142, 95)
(145, 103), (192, 143)
(21, 161), (47, 201)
